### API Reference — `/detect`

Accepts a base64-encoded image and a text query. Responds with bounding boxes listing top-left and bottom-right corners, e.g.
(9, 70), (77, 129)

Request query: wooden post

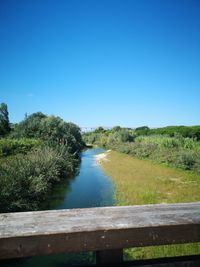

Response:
(96, 249), (123, 264)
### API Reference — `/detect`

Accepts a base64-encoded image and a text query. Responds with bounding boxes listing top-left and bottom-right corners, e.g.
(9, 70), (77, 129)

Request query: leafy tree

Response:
(135, 126), (150, 136)
(119, 129), (134, 142)
(149, 126), (200, 140)
(94, 127), (105, 133)
(112, 126), (121, 132)
(40, 116), (65, 143)
(11, 112), (84, 153)
(11, 112), (47, 138)
(65, 122), (84, 152)
(0, 103), (10, 136)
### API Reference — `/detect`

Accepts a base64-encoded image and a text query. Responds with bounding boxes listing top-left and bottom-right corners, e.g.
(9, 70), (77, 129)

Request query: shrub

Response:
(0, 145), (78, 212)
(0, 138), (40, 157)
(176, 150), (197, 170)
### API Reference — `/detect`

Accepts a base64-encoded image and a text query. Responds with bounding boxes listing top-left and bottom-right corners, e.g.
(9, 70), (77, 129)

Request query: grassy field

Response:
(101, 150), (200, 260)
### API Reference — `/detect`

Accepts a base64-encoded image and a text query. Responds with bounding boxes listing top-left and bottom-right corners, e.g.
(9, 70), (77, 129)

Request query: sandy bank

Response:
(95, 150), (111, 164)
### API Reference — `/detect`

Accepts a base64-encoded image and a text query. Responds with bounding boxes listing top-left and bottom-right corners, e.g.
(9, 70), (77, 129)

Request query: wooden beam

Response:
(0, 202), (200, 260)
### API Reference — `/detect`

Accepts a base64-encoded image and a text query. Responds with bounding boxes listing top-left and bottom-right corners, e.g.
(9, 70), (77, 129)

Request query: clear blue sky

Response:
(0, 0), (200, 128)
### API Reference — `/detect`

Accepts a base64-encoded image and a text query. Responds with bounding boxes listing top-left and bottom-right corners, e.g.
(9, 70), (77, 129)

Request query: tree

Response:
(0, 103), (10, 136)
(112, 126), (121, 132)
(135, 126), (150, 136)
(119, 129), (134, 142)
(11, 112), (84, 153)
(94, 127), (105, 133)
(12, 112), (47, 138)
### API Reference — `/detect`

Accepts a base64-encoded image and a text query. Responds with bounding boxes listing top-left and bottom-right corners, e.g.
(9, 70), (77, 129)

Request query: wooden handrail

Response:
(0, 202), (200, 261)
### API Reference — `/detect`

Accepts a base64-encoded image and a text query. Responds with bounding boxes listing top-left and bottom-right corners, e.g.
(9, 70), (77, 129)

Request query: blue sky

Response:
(0, 0), (200, 128)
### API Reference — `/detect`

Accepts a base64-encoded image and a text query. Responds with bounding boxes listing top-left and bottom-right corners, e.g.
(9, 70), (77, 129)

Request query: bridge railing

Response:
(0, 202), (200, 265)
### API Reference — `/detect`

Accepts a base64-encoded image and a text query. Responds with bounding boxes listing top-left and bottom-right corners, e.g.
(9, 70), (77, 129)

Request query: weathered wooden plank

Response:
(0, 202), (200, 259)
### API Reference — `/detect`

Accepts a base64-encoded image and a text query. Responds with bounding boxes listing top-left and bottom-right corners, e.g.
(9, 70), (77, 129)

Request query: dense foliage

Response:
(11, 112), (84, 153)
(0, 103), (10, 136)
(134, 125), (200, 140)
(0, 145), (78, 212)
(0, 104), (84, 212)
(83, 126), (200, 174)
(0, 138), (41, 156)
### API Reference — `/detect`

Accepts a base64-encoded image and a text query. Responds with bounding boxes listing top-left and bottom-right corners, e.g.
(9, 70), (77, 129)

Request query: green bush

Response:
(0, 145), (78, 212)
(176, 150), (197, 170)
(149, 125), (200, 140)
(0, 110), (84, 213)
(0, 138), (40, 157)
(11, 113), (84, 154)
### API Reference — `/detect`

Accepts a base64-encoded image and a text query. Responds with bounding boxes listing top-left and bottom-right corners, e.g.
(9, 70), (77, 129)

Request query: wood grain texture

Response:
(0, 202), (200, 259)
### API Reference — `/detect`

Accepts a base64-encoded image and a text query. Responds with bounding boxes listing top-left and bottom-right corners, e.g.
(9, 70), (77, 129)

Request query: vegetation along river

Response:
(2, 148), (114, 267)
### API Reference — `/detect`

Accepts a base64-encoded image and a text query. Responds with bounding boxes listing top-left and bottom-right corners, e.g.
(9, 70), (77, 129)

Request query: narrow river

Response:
(3, 148), (114, 267)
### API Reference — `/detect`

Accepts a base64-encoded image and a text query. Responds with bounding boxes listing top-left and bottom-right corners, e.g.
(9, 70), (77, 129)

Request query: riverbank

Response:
(99, 150), (200, 260)
(95, 149), (111, 164)
(83, 130), (200, 175)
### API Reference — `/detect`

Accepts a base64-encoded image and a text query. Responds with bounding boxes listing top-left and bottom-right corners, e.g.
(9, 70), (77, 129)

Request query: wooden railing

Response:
(0, 202), (200, 265)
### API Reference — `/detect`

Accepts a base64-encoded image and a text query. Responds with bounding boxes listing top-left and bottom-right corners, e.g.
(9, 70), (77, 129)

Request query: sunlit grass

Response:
(124, 243), (200, 261)
(101, 150), (200, 260)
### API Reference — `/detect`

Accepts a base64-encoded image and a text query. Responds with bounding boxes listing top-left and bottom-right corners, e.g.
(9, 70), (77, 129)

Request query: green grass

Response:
(101, 150), (200, 260)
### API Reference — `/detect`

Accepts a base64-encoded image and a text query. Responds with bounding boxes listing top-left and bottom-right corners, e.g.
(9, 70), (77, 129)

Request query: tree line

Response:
(135, 125), (200, 140)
